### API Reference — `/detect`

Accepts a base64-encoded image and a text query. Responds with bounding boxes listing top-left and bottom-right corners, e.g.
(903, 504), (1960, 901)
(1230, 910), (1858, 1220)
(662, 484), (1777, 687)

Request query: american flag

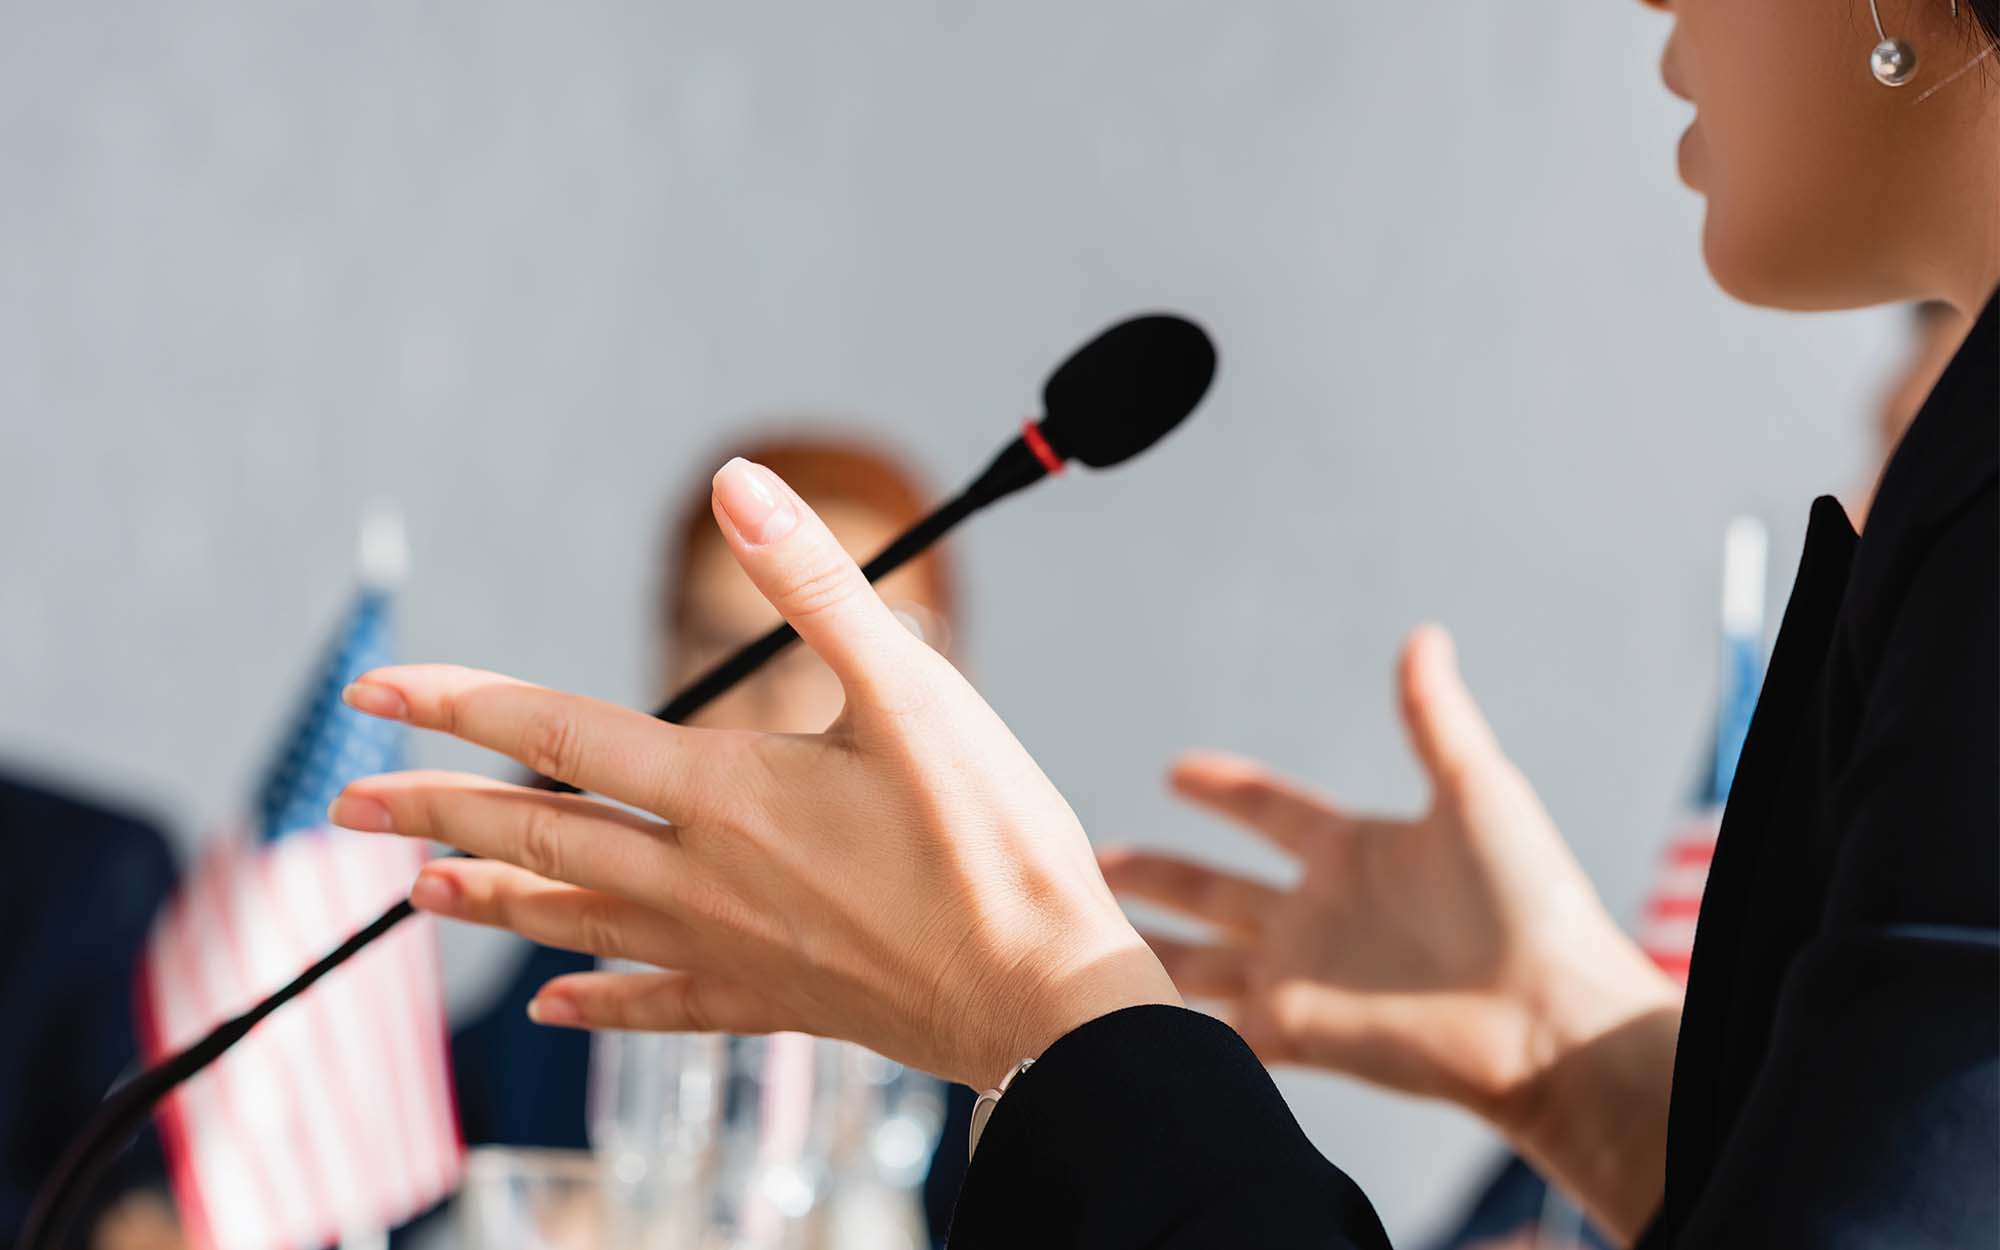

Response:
(137, 554), (462, 1250)
(1638, 517), (1768, 983)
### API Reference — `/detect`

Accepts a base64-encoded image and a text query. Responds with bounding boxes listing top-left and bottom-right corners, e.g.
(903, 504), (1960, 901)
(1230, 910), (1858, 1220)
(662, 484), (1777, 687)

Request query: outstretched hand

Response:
(330, 458), (1178, 1091)
(1103, 629), (1679, 1241)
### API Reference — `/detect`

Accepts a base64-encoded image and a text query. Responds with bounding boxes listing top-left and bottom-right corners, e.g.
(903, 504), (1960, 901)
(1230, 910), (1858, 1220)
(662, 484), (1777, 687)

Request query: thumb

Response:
(1397, 624), (1505, 789)
(709, 457), (923, 702)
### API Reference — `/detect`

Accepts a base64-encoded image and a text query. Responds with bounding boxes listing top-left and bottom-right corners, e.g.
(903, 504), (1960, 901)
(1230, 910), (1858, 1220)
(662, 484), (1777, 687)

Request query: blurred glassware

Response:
(576, 964), (943, 1250)
(456, 1148), (605, 1250)
(703, 1034), (850, 1250)
(588, 961), (726, 1250)
(820, 1046), (945, 1250)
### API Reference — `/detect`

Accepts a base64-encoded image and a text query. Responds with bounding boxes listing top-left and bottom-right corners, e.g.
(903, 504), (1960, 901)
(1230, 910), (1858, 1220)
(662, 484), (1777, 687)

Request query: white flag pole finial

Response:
(358, 500), (409, 591)
(1720, 516), (1768, 639)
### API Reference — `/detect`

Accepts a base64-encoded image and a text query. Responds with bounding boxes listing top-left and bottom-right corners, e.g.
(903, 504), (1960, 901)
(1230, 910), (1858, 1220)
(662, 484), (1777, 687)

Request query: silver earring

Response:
(1868, 0), (1958, 86)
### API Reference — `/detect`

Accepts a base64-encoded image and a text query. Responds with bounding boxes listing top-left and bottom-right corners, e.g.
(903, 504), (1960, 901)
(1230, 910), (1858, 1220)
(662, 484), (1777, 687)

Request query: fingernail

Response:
(342, 681), (409, 720)
(328, 793), (395, 833)
(713, 458), (797, 545)
(408, 871), (459, 914)
(528, 996), (581, 1027)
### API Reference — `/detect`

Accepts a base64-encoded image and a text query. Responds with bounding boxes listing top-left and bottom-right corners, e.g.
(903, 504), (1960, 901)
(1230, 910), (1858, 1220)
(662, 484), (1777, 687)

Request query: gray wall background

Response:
(2, 1), (1894, 1241)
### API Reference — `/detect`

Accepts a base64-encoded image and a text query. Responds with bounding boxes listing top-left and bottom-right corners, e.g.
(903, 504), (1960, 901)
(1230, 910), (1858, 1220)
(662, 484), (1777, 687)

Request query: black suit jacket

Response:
(0, 772), (179, 1246)
(950, 293), (1997, 1249)
(1638, 294), (1999, 1247)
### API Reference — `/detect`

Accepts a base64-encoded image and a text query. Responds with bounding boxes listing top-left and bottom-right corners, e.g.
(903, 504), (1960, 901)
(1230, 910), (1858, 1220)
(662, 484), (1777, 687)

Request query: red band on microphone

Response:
(1021, 419), (1066, 475)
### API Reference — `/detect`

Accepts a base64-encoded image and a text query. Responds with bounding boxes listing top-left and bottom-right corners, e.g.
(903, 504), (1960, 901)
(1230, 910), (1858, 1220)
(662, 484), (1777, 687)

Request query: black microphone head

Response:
(1037, 313), (1216, 469)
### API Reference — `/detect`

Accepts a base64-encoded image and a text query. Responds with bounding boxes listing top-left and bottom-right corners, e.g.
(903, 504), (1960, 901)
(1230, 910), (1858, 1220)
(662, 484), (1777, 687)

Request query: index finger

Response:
(342, 664), (718, 820)
(1168, 751), (1346, 854)
(708, 458), (929, 708)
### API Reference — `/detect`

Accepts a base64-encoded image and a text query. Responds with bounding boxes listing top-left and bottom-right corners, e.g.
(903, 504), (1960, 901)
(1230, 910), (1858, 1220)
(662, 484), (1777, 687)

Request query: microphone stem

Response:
(648, 482), (986, 725)
(647, 432), (1044, 729)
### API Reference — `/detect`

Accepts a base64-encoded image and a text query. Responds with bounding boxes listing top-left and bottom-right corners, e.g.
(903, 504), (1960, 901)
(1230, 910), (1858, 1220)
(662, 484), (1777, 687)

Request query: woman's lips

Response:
(1660, 36), (1693, 102)
(1677, 117), (1703, 189)
(1662, 35), (1698, 188)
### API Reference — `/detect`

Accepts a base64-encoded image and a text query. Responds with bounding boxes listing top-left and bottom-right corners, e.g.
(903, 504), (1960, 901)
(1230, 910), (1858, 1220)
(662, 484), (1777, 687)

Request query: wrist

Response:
(1500, 943), (1682, 1243)
(968, 924), (1181, 1090)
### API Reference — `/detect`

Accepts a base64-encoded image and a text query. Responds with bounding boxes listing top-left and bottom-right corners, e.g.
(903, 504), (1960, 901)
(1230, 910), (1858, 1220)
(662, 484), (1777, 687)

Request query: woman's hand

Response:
(328, 458), (1178, 1091)
(1101, 628), (1680, 1243)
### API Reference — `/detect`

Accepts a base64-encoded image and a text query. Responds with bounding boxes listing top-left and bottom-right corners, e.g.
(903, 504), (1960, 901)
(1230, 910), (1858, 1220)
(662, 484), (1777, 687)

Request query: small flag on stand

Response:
(1638, 517), (1768, 982)
(137, 506), (462, 1250)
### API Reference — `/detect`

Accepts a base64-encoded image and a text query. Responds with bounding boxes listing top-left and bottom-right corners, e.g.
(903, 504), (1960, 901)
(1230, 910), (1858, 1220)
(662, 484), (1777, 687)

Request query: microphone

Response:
(649, 312), (1216, 726)
(21, 311), (1217, 1250)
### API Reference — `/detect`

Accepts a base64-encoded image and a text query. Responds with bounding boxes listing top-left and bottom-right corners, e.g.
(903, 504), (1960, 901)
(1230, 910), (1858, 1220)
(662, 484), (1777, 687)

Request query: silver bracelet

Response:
(967, 1058), (1036, 1158)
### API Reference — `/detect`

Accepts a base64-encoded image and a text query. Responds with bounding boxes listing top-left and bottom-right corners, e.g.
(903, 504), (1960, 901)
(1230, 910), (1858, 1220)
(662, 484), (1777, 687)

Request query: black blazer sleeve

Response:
(1668, 486), (2000, 1247)
(948, 1005), (1392, 1249)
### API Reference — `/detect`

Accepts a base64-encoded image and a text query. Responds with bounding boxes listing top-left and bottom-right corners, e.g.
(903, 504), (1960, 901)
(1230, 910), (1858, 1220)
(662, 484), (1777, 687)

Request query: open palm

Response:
(1102, 626), (1672, 1128)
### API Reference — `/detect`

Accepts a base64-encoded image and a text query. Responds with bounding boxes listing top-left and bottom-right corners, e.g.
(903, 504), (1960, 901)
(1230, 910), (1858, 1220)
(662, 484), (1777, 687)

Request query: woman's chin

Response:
(1698, 212), (1788, 308)
(1698, 213), (1859, 312)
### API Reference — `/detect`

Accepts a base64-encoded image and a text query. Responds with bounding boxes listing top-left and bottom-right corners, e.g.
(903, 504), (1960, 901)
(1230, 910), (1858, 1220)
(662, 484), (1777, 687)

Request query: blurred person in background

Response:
(1, 771), (179, 1250)
(446, 432), (959, 1169)
(1421, 297), (1978, 1250)
(326, 0), (1999, 1239)
(651, 437), (956, 740)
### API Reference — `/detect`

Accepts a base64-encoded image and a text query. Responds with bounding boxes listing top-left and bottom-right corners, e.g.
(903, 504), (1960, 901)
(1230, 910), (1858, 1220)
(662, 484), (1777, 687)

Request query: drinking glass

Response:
(702, 1033), (850, 1250)
(456, 1147), (605, 1250)
(588, 962), (726, 1250)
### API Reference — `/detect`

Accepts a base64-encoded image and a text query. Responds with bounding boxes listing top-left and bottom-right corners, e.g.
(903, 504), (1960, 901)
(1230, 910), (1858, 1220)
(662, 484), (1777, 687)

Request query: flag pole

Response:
(358, 500), (409, 592)
(1710, 516), (1768, 803)
(341, 500), (407, 1250)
